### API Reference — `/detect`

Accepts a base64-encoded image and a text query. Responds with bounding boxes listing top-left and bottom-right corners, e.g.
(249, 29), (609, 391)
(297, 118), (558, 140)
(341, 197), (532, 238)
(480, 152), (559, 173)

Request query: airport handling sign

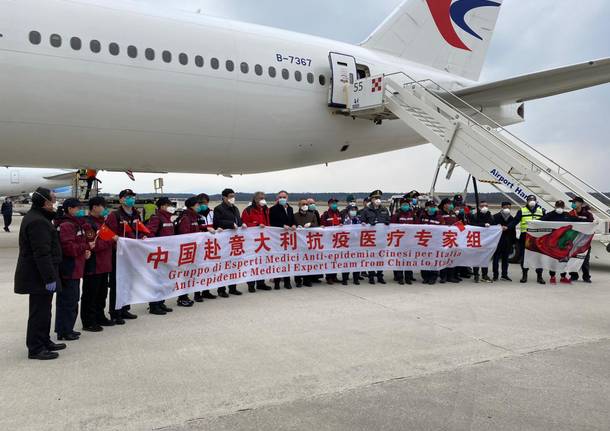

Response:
(349, 75), (385, 112)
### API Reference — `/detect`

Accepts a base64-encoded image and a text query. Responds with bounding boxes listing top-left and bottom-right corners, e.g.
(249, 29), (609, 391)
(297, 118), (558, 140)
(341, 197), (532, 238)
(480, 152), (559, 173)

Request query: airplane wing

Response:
(451, 58), (610, 106)
(43, 171), (77, 181)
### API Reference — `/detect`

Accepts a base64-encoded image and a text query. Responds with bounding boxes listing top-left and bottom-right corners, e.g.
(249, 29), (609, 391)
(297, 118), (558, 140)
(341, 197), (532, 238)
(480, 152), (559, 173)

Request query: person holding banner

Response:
(470, 201), (494, 283)
(195, 194), (218, 299)
(438, 198), (461, 284)
(419, 201), (441, 285)
(541, 200), (572, 285)
(81, 197), (115, 331)
(321, 198), (342, 285)
(213, 189), (244, 297)
(568, 197), (594, 283)
(360, 190), (391, 285)
(175, 197), (202, 306)
(105, 189), (142, 324)
(513, 195), (546, 284)
(294, 198), (319, 288)
(242, 192), (273, 292)
(492, 202), (515, 281)
(145, 197), (177, 313)
(390, 196), (418, 285)
(269, 190), (295, 290)
(340, 202), (363, 286)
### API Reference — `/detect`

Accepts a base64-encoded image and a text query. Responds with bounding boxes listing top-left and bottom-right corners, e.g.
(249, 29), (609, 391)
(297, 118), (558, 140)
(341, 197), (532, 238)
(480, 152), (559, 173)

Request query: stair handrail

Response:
(383, 71), (610, 208)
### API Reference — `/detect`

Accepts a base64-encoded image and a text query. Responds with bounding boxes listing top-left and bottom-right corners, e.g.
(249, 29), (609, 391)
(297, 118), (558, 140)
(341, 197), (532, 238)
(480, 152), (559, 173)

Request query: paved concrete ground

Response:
(0, 217), (608, 431)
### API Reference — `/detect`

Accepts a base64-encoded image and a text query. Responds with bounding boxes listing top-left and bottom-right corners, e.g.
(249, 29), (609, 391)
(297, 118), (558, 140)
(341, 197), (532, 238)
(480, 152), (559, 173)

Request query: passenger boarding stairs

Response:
(345, 72), (610, 239)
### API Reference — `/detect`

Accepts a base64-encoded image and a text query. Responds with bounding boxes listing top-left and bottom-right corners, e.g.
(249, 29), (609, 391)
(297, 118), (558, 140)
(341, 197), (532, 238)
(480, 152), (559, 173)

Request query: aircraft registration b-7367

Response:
(0, 0), (609, 176)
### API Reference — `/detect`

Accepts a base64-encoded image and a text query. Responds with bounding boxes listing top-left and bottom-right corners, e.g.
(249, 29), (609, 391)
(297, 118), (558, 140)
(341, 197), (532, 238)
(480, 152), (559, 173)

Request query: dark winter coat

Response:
(269, 204), (295, 228)
(213, 202), (242, 230)
(360, 206), (391, 225)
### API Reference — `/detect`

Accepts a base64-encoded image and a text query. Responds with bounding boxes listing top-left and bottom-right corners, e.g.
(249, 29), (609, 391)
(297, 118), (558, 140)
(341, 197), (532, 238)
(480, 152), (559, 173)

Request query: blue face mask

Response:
(448, 204), (455, 211)
(308, 204), (316, 211)
(75, 209), (86, 218)
(330, 203), (338, 211)
(428, 207), (437, 215)
(412, 199), (418, 206)
(571, 203), (577, 209)
(101, 208), (110, 217)
(279, 198), (288, 206)
(199, 204), (208, 213)
(124, 197), (136, 208)
(401, 205), (411, 212)
(459, 208), (465, 215)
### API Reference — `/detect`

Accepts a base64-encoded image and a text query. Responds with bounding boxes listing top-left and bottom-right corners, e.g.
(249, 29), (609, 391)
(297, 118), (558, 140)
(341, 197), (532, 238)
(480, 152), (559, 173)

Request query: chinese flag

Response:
(98, 224), (116, 241)
(135, 220), (152, 236)
(453, 221), (466, 232)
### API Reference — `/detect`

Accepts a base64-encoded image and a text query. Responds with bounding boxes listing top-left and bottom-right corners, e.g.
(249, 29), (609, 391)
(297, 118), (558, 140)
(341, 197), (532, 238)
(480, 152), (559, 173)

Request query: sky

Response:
(97, 0), (610, 195)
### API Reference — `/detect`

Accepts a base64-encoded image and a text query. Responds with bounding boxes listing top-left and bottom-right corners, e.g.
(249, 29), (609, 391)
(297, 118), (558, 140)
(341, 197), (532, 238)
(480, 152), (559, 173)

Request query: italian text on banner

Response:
(116, 224), (502, 307)
(524, 220), (596, 272)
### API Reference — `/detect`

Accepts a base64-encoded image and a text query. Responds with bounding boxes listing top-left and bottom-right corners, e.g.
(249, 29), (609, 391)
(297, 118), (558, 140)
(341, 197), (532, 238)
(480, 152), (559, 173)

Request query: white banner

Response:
(116, 224), (502, 307)
(524, 220), (596, 272)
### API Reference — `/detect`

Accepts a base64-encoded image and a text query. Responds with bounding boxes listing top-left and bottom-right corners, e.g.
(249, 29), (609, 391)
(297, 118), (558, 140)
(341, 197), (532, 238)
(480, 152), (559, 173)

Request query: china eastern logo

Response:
(426, 0), (501, 51)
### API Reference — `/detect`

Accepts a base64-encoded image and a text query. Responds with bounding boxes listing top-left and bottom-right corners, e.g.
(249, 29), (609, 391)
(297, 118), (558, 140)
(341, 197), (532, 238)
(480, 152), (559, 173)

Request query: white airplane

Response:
(0, 167), (74, 198)
(0, 0), (609, 176)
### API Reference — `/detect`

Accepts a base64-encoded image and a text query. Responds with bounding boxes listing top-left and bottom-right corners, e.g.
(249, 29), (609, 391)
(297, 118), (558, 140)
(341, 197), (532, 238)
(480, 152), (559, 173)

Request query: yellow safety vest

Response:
(520, 206), (543, 232)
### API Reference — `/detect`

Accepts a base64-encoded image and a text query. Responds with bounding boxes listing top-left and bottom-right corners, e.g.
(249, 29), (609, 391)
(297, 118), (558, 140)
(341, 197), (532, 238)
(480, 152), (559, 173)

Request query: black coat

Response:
(213, 202), (242, 230)
(360, 206), (391, 225)
(269, 204), (295, 228)
(492, 211), (516, 253)
(14, 207), (62, 295)
(469, 211), (494, 227)
(1, 201), (12, 216)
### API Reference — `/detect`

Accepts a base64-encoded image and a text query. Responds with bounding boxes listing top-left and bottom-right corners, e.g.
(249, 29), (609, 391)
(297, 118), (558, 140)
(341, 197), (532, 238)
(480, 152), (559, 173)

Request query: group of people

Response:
(14, 187), (595, 360)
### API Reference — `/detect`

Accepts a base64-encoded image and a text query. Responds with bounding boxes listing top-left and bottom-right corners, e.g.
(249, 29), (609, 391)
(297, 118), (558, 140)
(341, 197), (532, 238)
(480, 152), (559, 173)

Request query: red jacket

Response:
(241, 205), (269, 227)
(321, 209), (342, 226)
(569, 207), (594, 222)
(84, 215), (113, 275)
(56, 215), (91, 280)
(420, 212), (442, 225)
(391, 210), (419, 224)
(147, 210), (175, 237)
(439, 210), (458, 226)
(177, 209), (200, 234)
(106, 207), (143, 240)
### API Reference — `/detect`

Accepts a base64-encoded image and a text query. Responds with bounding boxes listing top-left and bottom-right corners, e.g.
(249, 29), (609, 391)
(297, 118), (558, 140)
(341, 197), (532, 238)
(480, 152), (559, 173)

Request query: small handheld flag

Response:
(98, 224), (117, 241)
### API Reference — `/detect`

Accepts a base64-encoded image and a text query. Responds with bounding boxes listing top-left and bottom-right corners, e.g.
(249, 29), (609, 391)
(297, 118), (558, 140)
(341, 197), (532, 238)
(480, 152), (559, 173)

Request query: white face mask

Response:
(555, 207), (564, 214)
(228, 197), (236, 205)
(166, 207), (176, 214)
(373, 199), (381, 206)
(528, 200), (536, 208)
(502, 208), (511, 215)
(258, 199), (267, 207)
(480, 207), (489, 214)
(300, 205), (309, 212)
(454, 210), (460, 215)
(349, 210), (358, 218)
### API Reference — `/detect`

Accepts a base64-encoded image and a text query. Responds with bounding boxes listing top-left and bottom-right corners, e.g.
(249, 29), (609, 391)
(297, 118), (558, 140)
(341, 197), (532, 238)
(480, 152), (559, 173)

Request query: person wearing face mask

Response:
(512, 195), (546, 284)
(320, 198), (342, 285)
(242, 192), (272, 292)
(269, 190), (295, 289)
(194, 193), (219, 299)
(492, 202), (516, 281)
(360, 190), (391, 285)
(438, 198), (461, 284)
(15, 187), (66, 360)
(419, 201), (441, 285)
(173, 196), (204, 306)
(390, 196), (419, 285)
(105, 189), (142, 324)
(337, 203), (362, 286)
(568, 197), (594, 283)
(469, 201), (494, 283)
(340, 195), (357, 220)
(54, 198), (93, 341)
(81, 197), (116, 331)
(540, 200), (572, 285)
(306, 198), (321, 226)
(143, 197), (178, 314)
(294, 198), (319, 287)
(214, 188), (245, 297)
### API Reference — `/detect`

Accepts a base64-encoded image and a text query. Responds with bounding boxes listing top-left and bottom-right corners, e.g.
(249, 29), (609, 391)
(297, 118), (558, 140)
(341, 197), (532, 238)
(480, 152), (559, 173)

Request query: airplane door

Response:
(10, 170), (19, 184)
(328, 52), (357, 108)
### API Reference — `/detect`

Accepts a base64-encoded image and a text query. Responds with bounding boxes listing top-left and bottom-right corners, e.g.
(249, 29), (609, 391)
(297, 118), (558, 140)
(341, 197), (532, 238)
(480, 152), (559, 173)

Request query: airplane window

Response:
(240, 62), (249, 74)
(294, 70), (302, 82)
(179, 53), (188, 65)
(282, 68), (290, 80)
(70, 37), (81, 50)
(226, 60), (235, 72)
(50, 34), (62, 48)
(211, 57), (219, 69)
(127, 45), (138, 59)
(254, 64), (263, 76)
(162, 50), (172, 63)
(319, 74), (326, 86)
(90, 40), (101, 53)
(145, 48), (155, 61)
(268, 66), (277, 78)
(29, 31), (41, 45)
(307, 72), (314, 84)
(109, 42), (120, 56)
(195, 55), (204, 67)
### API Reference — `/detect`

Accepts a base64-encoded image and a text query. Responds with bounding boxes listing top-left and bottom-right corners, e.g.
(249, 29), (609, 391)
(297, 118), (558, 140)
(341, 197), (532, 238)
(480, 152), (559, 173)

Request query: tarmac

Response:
(0, 217), (609, 431)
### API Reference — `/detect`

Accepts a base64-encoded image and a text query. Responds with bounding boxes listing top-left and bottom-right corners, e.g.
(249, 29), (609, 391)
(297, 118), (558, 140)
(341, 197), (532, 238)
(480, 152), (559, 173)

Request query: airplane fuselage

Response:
(0, 0), (479, 174)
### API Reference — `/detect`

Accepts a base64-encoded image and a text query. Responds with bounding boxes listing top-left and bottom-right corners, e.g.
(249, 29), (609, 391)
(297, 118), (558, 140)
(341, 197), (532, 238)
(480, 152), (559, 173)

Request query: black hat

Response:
(453, 194), (464, 203)
(501, 201), (512, 207)
(346, 194), (355, 203)
(32, 187), (52, 208)
(407, 190), (421, 198)
(347, 202), (358, 209)
(424, 200), (436, 208)
(526, 195), (537, 201)
(400, 196), (411, 204)
(328, 198), (339, 204)
(119, 189), (136, 198)
(555, 200), (565, 208)
(440, 198), (452, 207)
(197, 193), (210, 203)
(88, 196), (107, 209)
(185, 197), (200, 208)
(570, 196), (584, 204)
(156, 197), (172, 208)
(369, 190), (383, 198)
(63, 198), (82, 210)
(222, 188), (235, 197)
